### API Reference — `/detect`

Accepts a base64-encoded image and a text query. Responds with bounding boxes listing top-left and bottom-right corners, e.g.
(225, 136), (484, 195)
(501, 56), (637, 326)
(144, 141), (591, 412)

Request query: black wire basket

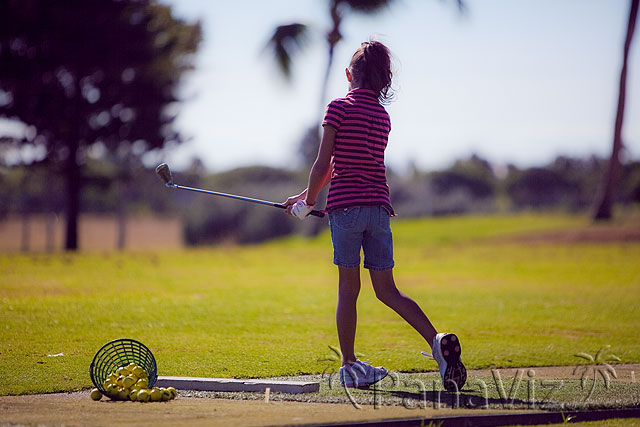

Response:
(89, 338), (157, 394)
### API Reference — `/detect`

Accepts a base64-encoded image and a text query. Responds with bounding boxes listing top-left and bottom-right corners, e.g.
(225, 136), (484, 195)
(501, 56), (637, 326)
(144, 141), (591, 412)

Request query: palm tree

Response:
(267, 0), (393, 108)
(266, 0), (465, 110)
(266, 0), (464, 174)
(593, 0), (639, 220)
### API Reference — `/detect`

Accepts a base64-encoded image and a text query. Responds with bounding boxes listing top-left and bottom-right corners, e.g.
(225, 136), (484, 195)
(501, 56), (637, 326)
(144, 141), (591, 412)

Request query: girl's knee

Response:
(374, 286), (400, 305)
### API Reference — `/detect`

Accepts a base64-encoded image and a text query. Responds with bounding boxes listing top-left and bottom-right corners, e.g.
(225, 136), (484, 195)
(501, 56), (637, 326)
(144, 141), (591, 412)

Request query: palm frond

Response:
(265, 23), (309, 80)
(574, 352), (595, 362)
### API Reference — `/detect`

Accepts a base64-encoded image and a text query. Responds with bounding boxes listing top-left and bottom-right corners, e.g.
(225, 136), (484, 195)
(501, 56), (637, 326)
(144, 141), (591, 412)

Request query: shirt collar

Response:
(347, 88), (379, 100)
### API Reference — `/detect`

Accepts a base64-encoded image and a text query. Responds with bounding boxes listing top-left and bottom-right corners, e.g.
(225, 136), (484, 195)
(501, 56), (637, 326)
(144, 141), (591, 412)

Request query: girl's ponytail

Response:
(349, 41), (394, 104)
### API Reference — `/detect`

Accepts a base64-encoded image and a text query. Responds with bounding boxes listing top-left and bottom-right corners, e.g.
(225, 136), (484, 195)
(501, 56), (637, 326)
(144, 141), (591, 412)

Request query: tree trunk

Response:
(320, 42), (337, 110)
(45, 168), (57, 252)
(64, 141), (81, 250)
(116, 177), (127, 250)
(20, 213), (30, 252)
(45, 212), (56, 252)
(319, 0), (342, 109)
(593, 0), (638, 220)
(20, 173), (30, 252)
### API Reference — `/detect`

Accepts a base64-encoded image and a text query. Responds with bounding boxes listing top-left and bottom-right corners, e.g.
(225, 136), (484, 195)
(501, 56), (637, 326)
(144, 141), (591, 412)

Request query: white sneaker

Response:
(339, 359), (388, 388)
(422, 333), (467, 391)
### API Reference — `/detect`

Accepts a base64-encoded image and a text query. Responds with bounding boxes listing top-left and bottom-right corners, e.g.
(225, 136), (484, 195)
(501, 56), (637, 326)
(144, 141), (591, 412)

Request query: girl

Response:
(284, 41), (466, 391)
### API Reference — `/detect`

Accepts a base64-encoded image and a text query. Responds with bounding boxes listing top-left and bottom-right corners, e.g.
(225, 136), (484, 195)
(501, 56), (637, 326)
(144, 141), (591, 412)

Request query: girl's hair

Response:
(349, 40), (394, 104)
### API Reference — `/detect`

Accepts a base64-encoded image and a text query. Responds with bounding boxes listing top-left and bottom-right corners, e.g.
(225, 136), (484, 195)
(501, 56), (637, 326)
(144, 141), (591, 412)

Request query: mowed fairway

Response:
(1, 214), (639, 395)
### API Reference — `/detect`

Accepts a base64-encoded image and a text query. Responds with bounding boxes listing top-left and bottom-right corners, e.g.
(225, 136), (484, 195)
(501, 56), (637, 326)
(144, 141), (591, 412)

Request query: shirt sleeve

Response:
(322, 99), (345, 130)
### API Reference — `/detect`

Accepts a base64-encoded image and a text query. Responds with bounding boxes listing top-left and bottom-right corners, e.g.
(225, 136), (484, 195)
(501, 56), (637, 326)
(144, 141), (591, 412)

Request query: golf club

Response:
(155, 163), (325, 218)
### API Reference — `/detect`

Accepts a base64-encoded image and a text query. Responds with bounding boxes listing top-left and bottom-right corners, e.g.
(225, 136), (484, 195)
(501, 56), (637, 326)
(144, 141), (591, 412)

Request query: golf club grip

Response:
(273, 203), (325, 218)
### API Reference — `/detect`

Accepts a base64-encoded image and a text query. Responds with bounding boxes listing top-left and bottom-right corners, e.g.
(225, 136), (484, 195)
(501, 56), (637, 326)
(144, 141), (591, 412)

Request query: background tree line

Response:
(2, 153), (639, 248)
(1, 0), (637, 250)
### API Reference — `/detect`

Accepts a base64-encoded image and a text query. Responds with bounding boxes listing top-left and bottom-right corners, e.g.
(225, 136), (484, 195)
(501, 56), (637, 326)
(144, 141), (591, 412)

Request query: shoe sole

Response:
(439, 333), (467, 391)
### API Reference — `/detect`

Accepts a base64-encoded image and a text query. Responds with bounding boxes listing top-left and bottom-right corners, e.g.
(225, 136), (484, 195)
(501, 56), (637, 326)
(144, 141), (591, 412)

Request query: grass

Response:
(0, 213), (639, 396)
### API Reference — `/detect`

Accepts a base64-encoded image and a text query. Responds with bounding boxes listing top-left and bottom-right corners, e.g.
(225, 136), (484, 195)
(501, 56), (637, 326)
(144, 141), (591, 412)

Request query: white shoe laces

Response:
(421, 351), (435, 360)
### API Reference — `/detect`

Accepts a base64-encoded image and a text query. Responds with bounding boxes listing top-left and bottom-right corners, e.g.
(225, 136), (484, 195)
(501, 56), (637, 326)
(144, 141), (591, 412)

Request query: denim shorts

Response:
(328, 205), (394, 271)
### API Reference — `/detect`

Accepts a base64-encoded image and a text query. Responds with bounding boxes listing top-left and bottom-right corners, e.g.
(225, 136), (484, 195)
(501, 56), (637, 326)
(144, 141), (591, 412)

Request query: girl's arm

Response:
(305, 125), (336, 205)
(283, 125), (336, 209)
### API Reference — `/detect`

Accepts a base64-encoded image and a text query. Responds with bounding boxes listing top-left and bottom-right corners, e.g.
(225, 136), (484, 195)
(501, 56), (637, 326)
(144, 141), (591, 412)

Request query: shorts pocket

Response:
(379, 206), (391, 228)
(331, 207), (361, 230)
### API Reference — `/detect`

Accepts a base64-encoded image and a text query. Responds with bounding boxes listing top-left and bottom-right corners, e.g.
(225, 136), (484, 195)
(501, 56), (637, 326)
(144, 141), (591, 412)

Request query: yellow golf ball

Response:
(167, 387), (177, 399)
(105, 384), (118, 398)
(136, 378), (149, 389)
(132, 366), (145, 378)
(118, 388), (130, 400)
(90, 388), (102, 401)
(137, 389), (150, 402)
(150, 388), (162, 402)
(123, 375), (136, 388)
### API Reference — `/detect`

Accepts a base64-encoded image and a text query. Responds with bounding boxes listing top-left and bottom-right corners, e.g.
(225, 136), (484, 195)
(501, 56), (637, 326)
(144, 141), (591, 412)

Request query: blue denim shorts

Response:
(328, 205), (394, 271)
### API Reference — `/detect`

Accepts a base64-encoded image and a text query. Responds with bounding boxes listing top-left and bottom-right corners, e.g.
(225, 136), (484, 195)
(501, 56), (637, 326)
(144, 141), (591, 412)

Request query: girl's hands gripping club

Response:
(291, 200), (315, 220)
(282, 190), (316, 220)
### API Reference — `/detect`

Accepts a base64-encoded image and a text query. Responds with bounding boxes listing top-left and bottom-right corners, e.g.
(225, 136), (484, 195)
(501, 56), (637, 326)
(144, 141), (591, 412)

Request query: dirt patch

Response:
(497, 224), (640, 244)
(0, 392), (510, 427)
(0, 214), (183, 252)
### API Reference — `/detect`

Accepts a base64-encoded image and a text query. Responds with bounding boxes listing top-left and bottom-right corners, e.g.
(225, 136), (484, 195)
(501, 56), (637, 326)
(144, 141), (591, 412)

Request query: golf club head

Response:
(155, 163), (174, 186)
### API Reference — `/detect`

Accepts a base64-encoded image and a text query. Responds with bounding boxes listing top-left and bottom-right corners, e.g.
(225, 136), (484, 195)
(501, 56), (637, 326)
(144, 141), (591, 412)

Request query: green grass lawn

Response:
(1, 213), (639, 395)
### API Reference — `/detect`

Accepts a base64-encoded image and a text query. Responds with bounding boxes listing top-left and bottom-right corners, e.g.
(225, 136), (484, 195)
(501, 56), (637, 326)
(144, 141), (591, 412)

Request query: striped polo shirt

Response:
(322, 88), (394, 214)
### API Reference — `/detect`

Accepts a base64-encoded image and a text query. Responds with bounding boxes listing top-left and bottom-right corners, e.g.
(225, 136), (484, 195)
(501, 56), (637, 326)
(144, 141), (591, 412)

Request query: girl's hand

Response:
(282, 189), (307, 215)
(291, 200), (315, 220)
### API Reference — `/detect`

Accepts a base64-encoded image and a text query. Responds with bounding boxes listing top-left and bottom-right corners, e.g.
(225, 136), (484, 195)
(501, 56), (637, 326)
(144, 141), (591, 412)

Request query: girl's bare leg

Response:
(336, 266), (361, 365)
(369, 269), (437, 349)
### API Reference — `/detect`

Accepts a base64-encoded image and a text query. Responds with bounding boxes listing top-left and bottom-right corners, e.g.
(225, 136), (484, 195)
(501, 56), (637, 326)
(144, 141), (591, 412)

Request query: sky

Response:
(17, 0), (635, 174)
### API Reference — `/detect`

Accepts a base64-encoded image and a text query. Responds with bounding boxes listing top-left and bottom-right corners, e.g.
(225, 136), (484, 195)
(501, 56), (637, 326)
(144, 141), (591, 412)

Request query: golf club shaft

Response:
(166, 183), (325, 218)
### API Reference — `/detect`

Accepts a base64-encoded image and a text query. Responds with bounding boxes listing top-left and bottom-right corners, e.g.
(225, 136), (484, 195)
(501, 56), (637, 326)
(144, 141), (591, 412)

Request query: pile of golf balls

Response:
(90, 363), (176, 402)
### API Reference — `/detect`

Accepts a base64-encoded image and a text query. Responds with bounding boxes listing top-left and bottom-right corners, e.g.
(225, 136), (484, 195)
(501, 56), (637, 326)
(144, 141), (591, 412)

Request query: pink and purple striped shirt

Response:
(322, 88), (394, 214)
